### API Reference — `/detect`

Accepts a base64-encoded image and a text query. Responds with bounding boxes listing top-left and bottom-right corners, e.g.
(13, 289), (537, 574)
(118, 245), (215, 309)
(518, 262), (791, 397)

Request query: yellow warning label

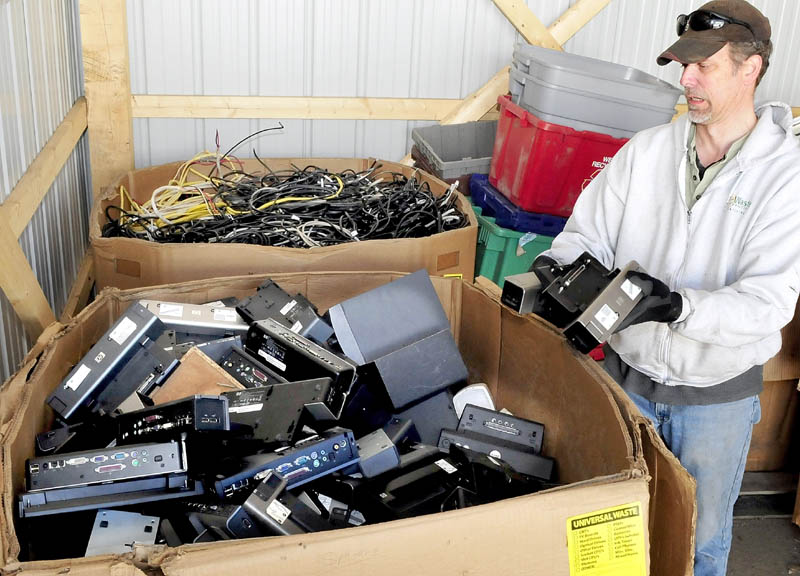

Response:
(567, 502), (646, 576)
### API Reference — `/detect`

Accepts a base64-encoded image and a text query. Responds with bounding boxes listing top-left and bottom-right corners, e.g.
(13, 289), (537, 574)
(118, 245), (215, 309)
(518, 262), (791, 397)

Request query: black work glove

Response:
(614, 271), (683, 332)
(528, 254), (563, 286)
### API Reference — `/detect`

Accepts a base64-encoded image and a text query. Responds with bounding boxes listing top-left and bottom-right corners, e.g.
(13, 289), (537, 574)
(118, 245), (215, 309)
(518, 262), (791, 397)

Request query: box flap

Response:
(150, 347), (245, 405)
(1, 555), (148, 575)
(495, 310), (635, 482)
(588, 360), (696, 576)
(149, 477), (649, 576)
(637, 417), (696, 576)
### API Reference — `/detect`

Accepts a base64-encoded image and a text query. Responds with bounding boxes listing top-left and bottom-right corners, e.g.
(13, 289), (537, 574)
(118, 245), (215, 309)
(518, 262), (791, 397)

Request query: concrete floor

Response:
(727, 472), (800, 575)
(729, 517), (800, 575)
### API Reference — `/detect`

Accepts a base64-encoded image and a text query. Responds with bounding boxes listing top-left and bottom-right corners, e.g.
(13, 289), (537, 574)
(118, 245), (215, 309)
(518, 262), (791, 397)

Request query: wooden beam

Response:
(80, 0), (134, 198)
(492, 0), (562, 50)
(0, 98), (87, 239)
(549, 0), (612, 46)
(400, 69), (509, 166)
(441, 67), (511, 125)
(0, 222), (56, 343)
(132, 95), (462, 121)
(423, 0), (612, 136)
(60, 248), (95, 323)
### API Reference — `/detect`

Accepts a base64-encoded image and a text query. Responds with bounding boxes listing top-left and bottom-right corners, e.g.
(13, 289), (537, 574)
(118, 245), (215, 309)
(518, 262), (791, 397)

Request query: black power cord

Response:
(102, 161), (469, 247)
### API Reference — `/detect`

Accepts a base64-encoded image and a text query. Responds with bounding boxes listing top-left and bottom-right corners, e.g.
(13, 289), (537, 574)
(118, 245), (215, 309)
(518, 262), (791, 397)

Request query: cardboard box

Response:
(764, 299), (800, 381)
(89, 159), (478, 291)
(745, 379), (799, 471)
(0, 272), (694, 575)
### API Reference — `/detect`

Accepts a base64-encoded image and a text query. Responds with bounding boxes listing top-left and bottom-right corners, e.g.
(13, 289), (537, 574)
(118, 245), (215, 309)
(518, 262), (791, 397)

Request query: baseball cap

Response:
(657, 0), (770, 66)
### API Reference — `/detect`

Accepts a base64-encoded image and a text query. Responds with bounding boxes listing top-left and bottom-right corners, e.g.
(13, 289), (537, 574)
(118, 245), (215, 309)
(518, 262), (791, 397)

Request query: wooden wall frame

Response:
(4, 0), (798, 344)
(0, 97), (88, 342)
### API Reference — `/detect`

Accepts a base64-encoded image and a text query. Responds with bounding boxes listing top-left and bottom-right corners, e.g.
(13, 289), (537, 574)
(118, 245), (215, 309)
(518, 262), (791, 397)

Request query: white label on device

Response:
(65, 364), (91, 391)
(257, 349), (287, 372)
(280, 300), (297, 315)
(595, 304), (620, 331)
(290, 321), (303, 333)
(229, 403), (263, 414)
(109, 317), (138, 345)
(213, 308), (237, 322)
(621, 279), (642, 300)
(266, 499), (291, 524)
(158, 303), (183, 318)
(435, 459), (458, 474)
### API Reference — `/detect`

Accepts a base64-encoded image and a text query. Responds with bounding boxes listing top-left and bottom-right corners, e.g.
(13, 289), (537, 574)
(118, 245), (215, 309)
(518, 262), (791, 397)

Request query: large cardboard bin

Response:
(0, 272), (695, 575)
(90, 159), (478, 291)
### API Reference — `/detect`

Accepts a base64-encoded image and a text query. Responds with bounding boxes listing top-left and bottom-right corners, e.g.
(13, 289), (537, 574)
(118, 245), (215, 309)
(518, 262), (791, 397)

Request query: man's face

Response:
(680, 44), (754, 125)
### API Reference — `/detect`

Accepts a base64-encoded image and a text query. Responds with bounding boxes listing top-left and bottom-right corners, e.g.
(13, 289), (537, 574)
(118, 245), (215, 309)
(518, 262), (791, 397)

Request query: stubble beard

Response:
(688, 109), (713, 124)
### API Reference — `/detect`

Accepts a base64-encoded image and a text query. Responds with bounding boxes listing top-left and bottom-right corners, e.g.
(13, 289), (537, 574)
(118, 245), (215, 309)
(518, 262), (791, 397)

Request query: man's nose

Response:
(680, 65), (697, 88)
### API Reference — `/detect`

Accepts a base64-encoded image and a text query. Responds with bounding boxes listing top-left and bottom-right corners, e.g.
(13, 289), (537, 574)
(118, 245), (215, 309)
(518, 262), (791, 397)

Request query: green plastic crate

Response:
(474, 205), (554, 287)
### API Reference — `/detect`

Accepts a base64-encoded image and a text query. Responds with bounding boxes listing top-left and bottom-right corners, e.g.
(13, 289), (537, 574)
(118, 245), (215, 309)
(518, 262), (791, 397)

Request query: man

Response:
(533, 1), (800, 574)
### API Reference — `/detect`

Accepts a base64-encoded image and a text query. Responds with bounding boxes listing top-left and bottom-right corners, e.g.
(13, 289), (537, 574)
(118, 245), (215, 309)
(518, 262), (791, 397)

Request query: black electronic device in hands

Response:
(502, 253), (644, 353)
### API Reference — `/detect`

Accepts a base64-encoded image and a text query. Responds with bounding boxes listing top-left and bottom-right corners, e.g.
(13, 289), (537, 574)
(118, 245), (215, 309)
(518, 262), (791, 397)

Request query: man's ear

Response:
(742, 54), (762, 87)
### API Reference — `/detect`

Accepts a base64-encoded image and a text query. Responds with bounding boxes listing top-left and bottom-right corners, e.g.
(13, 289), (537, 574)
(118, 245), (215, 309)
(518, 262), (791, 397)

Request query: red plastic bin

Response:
(489, 95), (628, 218)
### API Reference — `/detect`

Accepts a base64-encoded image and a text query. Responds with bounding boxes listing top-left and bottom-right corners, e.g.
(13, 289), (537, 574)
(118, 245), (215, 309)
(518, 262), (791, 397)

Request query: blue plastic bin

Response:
(470, 175), (568, 237)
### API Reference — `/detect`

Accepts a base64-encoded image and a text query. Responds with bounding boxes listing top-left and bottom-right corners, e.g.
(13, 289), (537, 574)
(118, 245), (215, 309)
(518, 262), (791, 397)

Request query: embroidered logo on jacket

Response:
(726, 195), (752, 215)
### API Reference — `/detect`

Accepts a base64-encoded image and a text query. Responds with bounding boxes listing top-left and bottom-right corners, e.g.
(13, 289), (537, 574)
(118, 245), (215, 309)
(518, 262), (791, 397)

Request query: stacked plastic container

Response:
(474, 44), (681, 286)
(410, 121), (497, 192)
(491, 44), (681, 217)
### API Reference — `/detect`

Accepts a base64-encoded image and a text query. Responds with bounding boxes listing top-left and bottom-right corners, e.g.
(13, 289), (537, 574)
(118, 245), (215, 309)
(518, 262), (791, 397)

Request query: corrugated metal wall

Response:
(129, 0), (800, 168)
(0, 0), (91, 382)
(1, 0), (796, 381)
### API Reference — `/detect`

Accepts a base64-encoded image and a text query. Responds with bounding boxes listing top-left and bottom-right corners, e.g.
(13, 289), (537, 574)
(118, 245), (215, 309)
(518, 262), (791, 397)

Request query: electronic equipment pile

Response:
(18, 271), (558, 559)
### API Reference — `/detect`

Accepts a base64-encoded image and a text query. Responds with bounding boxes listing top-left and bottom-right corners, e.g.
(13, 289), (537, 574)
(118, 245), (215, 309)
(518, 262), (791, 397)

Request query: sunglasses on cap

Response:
(676, 10), (755, 38)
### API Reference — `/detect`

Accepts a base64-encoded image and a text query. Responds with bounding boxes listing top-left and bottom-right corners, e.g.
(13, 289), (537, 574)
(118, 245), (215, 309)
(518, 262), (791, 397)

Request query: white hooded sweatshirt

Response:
(546, 102), (800, 388)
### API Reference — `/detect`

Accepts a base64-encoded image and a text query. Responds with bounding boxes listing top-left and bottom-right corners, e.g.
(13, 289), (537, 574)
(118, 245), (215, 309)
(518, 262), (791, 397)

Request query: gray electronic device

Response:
(356, 428), (401, 478)
(563, 261), (643, 353)
(139, 300), (248, 336)
(47, 303), (166, 421)
(85, 509), (159, 557)
(18, 474), (203, 518)
(328, 270), (451, 365)
(358, 328), (468, 410)
(26, 437), (188, 492)
(501, 272), (542, 314)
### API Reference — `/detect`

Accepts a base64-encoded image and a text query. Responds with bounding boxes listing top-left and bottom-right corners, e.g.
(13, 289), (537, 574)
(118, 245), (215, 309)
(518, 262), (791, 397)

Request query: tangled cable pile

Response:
(102, 154), (469, 247)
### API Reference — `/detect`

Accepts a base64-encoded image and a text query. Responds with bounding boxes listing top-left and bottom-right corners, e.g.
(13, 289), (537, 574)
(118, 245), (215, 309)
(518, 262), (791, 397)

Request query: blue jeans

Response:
(625, 391), (761, 576)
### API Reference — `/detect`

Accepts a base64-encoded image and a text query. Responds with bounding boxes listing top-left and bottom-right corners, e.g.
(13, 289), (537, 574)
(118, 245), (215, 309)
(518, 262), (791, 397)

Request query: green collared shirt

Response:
(685, 124), (750, 210)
